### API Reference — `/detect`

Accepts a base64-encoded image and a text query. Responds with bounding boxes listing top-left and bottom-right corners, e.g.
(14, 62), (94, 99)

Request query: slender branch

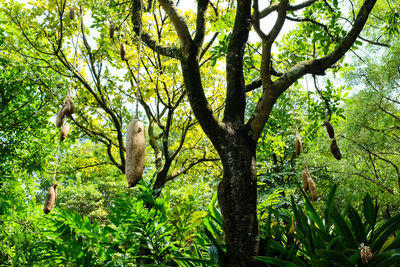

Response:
(245, 79), (262, 92)
(158, 0), (192, 56)
(258, 0), (317, 19)
(56, 162), (114, 174)
(353, 173), (393, 194)
(286, 15), (338, 41)
(259, 0), (289, 89)
(379, 106), (400, 122)
(313, 75), (332, 120)
(168, 158), (219, 181)
(357, 35), (390, 47)
(252, 0), (267, 40)
(130, 0), (182, 59)
(344, 135), (400, 189)
(194, 0), (210, 52)
(200, 32), (219, 60)
(249, 0), (378, 143)
(71, 116), (124, 172)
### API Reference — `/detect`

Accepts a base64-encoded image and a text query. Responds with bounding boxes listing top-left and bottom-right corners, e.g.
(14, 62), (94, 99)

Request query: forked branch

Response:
(249, 0), (377, 143)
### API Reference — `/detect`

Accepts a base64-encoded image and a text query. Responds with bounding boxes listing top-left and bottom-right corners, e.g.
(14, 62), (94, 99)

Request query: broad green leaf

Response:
(347, 206), (367, 244)
(254, 256), (298, 267)
(372, 214), (400, 252)
(324, 184), (337, 230)
(330, 206), (358, 249)
(316, 249), (353, 266)
(363, 194), (376, 230)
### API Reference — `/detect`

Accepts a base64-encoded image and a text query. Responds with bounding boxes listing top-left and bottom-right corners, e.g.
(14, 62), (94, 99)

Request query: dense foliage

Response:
(1, 0), (400, 266)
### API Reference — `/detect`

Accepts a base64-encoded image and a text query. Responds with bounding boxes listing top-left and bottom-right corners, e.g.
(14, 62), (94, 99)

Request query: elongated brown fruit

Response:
(109, 24), (115, 39)
(60, 122), (70, 142)
(126, 119), (145, 187)
(62, 96), (75, 118)
(68, 96), (75, 115)
(302, 169), (310, 191)
(120, 43), (126, 61)
(43, 184), (58, 214)
(330, 138), (342, 160)
(324, 120), (335, 139)
(69, 8), (75, 20)
(307, 177), (318, 201)
(56, 109), (64, 128)
(295, 135), (302, 156)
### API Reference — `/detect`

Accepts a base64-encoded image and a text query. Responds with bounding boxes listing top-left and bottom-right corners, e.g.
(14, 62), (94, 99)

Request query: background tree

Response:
(1, 0), (219, 195)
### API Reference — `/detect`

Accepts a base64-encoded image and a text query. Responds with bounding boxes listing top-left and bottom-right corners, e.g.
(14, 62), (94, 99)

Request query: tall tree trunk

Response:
(181, 53), (260, 266)
(217, 125), (259, 267)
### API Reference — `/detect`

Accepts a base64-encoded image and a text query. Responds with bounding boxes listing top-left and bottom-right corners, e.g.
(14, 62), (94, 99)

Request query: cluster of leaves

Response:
(257, 184), (400, 266)
(175, 185), (400, 267)
(0, 178), (211, 266)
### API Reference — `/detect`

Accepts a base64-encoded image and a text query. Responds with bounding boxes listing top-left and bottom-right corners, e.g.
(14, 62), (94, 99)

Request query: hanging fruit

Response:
(62, 96), (75, 118)
(69, 7), (75, 20)
(295, 135), (302, 156)
(60, 122), (70, 142)
(324, 120), (335, 139)
(330, 138), (342, 160)
(43, 184), (58, 214)
(120, 43), (126, 61)
(302, 169), (310, 191)
(307, 177), (318, 201)
(125, 118), (145, 187)
(109, 24), (115, 39)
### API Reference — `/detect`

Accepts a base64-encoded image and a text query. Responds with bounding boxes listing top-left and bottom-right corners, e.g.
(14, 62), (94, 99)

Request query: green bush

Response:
(256, 184), (400, 266)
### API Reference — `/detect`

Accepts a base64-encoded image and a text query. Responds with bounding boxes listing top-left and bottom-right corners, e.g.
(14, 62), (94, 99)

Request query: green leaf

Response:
(174, 258), (211, 266)
(254, 256), (298, 266)
(207, 245), (218, 263)
(385, 236), (400, 251)
(370, 249), (400, 265)
(265, 206), (272, 238)
(347, 206), (367, 244)
(266, 239), (290, 255)
(298, 184), (324, 229)
(203, 228), (227, 264)
(316, 249), (353, 266)
(363, 194), (376, 229)
(193, 241), (203, 260)
(348, 251), (361, 264)
(376, 254), (400, 267)
(324, 184), (337, 230)
(372, 214), (400, 252)
(330, 206), (358, 249)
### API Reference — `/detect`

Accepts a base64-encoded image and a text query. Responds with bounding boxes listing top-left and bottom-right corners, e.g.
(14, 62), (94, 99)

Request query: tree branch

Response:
(258, 0), (317, 19)
(194, 0), (210, 52)
(130, 0), (182, 59)
(245, 79), (262, 92)
(200, 32), (219, 61)
(168, 158), (219, 181)
(248, 0), (377, 143)
(56, 162), (114, 175)
(223, 0), (252, 123)
(158, 0), (193, 56)
(353, 172), (394, 194)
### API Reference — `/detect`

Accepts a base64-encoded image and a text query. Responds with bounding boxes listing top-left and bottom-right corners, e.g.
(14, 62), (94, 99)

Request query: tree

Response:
(127, 0), (378, 265)
(0, 0), (385, 265)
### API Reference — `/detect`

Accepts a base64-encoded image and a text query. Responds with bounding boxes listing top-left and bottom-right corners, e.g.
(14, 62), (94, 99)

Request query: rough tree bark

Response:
(217, 125), (259, 266)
